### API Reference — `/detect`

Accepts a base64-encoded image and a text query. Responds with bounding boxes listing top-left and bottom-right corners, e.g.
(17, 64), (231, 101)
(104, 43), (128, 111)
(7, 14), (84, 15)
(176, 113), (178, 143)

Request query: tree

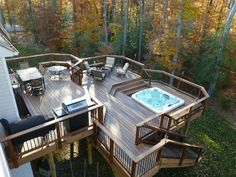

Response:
(122, 0), (129, 56)
(170, 0), (184, 85)
(103, 0), (108, 46)
(138, 0), (144, 61)
(208, 0), (236, 96)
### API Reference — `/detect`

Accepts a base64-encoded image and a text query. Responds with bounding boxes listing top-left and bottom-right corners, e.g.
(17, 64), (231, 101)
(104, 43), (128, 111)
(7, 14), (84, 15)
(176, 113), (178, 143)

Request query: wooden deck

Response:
(18, 68), (195, 157)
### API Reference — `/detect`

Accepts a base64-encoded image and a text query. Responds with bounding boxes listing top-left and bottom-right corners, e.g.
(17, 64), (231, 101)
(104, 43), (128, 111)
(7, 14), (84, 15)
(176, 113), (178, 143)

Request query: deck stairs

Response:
(109, 78), (148, 96)
(142, 126), (202, 169)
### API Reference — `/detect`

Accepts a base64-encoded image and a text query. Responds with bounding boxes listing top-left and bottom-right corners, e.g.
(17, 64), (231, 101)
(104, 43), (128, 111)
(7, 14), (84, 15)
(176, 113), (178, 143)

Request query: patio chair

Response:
(104, 57), (115, 70)
(30, 79), (45, 96)
(84, 61), (96, 75)
(91, 69), (106, 81)
(116, 62), (129, 76)
(19, 61), (29, 69)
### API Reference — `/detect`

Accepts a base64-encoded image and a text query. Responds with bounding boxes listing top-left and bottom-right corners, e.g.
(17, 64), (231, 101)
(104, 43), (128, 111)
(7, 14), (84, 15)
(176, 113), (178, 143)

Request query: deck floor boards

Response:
(18, 68), (195, 156)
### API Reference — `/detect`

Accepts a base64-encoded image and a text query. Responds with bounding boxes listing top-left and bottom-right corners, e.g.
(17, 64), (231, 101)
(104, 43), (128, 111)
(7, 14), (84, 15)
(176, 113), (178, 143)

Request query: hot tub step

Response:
(122, 83), (148, 95)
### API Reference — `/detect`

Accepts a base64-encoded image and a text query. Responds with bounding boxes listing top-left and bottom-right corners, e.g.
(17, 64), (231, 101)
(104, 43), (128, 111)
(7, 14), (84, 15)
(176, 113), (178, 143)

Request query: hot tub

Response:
(131, 87), (184, 113)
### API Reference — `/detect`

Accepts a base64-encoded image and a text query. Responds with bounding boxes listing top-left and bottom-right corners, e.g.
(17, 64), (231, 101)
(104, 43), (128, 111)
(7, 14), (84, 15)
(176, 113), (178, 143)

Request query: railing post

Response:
(156, 149), (162, 162)
(109, 139), (114, 163)
(179, 146), (186, 166)
(194, 148), (202, 166)
(135, 126), (141, 145)
(131, 161), (137, 177)
(197, 88), (201, 98)
(7, 140), (19, 168)
(55, 122), (62, 149)
(183, 107), (192, 135)
(98, 106), (104, 124)
(78, 69), (83, 86)
(202, 99), (208, 115)
(159, 114), (164, 129)
(167, 116), (172, 130)
(177, 80), (181, 89)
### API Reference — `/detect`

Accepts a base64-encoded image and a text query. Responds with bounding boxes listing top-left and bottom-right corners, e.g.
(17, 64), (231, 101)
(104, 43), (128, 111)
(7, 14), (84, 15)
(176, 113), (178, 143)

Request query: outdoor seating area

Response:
(3, 54), (208, 177)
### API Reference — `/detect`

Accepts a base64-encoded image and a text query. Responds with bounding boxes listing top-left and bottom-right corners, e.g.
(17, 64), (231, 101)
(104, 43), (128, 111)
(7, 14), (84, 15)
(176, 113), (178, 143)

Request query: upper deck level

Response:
(1, 53), (209, 177)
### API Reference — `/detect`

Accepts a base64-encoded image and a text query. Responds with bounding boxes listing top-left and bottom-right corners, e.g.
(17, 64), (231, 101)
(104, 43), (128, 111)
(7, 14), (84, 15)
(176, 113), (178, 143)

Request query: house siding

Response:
(0, 57), (20, 128)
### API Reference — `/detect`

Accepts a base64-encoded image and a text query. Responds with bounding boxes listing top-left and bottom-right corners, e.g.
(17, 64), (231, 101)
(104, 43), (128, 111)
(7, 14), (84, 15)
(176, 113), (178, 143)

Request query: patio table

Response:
(16, 67), (44, 93)
(47, 65), (67, 79)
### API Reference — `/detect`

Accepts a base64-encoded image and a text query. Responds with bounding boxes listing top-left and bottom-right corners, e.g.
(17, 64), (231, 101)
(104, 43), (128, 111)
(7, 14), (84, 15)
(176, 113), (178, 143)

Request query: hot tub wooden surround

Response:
(1, 54), (209, 177)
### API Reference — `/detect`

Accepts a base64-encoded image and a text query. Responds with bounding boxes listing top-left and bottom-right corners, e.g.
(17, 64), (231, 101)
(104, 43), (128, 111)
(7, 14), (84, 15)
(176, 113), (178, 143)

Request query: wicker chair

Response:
(91, 70), (106, 80)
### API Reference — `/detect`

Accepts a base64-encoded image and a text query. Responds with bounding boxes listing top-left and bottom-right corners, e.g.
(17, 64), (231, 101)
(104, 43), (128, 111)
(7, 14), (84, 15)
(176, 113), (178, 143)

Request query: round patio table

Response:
(47, 66), (67, 79)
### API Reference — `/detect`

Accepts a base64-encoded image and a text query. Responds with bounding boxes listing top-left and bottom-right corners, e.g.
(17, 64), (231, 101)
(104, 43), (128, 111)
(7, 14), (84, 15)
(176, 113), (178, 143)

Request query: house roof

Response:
(0, 24), (19, 55)
(0, 24), (10, 40)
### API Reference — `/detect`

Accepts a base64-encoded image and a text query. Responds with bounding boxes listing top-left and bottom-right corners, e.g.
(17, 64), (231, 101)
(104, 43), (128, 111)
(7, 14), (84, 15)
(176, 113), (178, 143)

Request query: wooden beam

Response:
(47, 153), (57, 177)
(87, 136), (93, 165)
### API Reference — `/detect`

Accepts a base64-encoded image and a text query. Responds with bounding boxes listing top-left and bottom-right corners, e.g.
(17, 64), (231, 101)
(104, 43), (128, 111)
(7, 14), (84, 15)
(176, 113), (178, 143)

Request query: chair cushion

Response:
(106, 57), (115, 67)
(117, 68), (126, 75)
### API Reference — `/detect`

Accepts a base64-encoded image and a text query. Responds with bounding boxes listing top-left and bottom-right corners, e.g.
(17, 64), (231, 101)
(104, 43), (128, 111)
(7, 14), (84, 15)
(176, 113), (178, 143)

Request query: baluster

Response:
(109, 139), (114, 163)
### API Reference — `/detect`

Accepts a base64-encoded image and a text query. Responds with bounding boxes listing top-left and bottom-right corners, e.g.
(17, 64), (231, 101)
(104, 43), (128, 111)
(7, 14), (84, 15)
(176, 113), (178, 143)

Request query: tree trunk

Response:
(208, 1), (236, 96)
(138, 0), (144, 62)
(110, 0), (115, 22)
(198, 0), (214, 59)
(162, 0), (169, 35)
(5, 0), (12, 25)
(72, 0), (79, 54)
(122, 0), (129, 56)
(103, 0), (108, 46)
(27, 0), (38, 43)
(170, 0), (184, 85)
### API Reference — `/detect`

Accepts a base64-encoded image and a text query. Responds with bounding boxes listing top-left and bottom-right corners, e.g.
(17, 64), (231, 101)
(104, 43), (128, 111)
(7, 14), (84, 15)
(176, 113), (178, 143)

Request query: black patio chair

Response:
(31, 79), (45, 96)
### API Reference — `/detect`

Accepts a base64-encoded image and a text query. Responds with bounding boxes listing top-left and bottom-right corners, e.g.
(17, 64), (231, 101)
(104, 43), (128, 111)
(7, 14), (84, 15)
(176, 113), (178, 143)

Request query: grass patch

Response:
(157, 108), (236, 177)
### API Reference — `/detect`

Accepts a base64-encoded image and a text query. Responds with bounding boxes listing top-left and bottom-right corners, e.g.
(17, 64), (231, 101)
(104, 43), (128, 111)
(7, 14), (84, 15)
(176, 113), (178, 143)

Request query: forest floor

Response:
(157, 107), (236, 177)
(209, 98), (236, 128)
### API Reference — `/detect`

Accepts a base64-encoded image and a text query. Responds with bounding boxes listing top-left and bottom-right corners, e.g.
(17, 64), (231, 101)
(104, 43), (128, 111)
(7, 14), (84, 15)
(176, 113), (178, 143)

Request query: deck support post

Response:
(70, 143), (74, 159)
(47, 153), (57, 177)
(77, 141), (80, 156)
(87, 136), (93, 165)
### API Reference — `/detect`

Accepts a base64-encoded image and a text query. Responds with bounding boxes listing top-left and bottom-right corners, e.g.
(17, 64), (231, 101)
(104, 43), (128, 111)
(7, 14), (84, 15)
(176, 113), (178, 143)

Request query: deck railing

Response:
(0, 96), (103, 168)
(6, 53), (208, 177)
(94, 119), (203, 177)
(135, 69), (209, 145)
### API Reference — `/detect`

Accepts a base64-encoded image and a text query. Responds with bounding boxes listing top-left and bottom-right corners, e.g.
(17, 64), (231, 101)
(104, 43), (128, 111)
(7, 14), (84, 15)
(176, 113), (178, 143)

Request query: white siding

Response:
(0, 58), (20, 128)
(0, 146), (11, 177)
(0, 46), (33, 177)
(0, 46), (18, 58)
